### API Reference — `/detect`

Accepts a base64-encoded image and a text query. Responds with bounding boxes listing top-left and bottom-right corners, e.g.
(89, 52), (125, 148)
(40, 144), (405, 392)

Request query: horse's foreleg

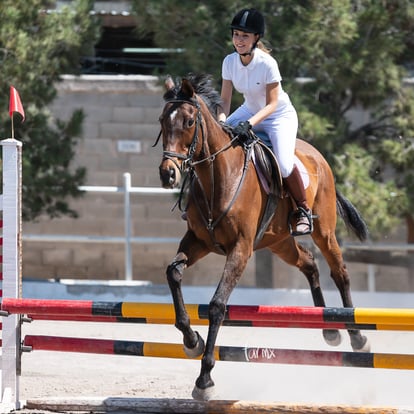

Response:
(192, 246), (249, 401)
(166, 252), (201, 352)
(166, 233), (209, 354)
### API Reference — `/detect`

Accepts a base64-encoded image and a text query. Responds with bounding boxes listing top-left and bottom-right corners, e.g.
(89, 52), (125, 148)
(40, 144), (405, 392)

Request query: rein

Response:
(157, 95), (250, 254)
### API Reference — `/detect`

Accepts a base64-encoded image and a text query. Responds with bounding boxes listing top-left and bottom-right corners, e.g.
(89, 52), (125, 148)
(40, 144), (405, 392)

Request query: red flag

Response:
(9, 86), (25, 122)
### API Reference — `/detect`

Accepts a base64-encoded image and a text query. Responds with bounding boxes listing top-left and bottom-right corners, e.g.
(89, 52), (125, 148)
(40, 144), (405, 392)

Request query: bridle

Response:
(155, 97), (204, 174)
(155, 94), (250, 254)
(155, 96), (238, 172)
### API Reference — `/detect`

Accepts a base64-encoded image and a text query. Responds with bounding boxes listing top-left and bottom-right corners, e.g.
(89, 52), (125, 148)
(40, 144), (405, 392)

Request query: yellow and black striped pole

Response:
(23, 335), (414, 370)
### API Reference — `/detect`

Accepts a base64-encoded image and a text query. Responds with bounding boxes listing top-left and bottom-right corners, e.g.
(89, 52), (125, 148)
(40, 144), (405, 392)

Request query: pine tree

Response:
(0, 0), (99, 220)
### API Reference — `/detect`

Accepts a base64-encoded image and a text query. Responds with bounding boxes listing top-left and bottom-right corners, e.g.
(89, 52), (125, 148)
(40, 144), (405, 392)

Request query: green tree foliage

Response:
(0, 0), (99, 220)
(133, 0), (414, 241)
(132, 0), (232, 78)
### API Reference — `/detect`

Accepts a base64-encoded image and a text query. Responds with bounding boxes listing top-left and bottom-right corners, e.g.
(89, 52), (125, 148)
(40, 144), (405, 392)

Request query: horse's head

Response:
(158, 77), (202, 189)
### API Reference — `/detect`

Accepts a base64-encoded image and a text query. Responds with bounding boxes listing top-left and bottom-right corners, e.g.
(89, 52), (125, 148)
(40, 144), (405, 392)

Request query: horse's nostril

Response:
(159, 165), (178, 189)
(169, 168), (176, 184)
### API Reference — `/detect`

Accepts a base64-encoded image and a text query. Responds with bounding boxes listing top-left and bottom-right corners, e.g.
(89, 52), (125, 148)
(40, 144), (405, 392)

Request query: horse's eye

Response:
(186, 119), (195, 128)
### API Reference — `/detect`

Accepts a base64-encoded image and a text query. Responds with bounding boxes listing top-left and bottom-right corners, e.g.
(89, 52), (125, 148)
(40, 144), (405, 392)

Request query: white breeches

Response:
(226, 104), (298, 177)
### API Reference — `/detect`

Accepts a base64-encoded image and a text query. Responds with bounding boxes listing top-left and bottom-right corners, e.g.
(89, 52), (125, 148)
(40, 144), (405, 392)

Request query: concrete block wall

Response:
(21, 75), (257, 285)
(20, 75), (412, 292)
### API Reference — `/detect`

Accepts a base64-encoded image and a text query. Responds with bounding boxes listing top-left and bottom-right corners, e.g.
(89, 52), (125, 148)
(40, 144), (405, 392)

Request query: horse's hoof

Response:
(192, 384), (215, 401)
(184, 331), (205, 358)
(352, 335), (370, 353)
(323, 329), (342, 347)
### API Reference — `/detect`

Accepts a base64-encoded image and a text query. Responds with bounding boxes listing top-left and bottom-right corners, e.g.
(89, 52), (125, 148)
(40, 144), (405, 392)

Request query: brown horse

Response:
(157, 74), (369, 400)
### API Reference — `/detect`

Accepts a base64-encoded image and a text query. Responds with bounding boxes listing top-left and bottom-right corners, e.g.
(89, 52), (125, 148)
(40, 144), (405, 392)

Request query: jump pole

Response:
(23, 397), (414, 414)
(0, 138), (22, 412)
(3, 298), (414, 330)
(24, 312), (414, 331)
(22, 335), (414, 370)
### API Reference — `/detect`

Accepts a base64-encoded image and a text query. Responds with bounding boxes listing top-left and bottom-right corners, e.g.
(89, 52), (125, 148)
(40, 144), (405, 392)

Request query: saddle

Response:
(248, 133), (283, 247)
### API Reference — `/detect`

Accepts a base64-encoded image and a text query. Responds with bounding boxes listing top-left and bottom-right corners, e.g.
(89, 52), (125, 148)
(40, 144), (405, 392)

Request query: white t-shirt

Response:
(222, 48), (292, 115)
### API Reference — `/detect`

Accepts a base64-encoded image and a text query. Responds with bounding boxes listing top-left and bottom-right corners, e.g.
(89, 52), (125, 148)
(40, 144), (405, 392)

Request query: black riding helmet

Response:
(230, 8), (265, 37)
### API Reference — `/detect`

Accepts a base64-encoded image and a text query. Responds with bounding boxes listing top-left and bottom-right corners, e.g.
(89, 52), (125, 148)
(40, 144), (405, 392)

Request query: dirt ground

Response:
(8, 318), (414, 413)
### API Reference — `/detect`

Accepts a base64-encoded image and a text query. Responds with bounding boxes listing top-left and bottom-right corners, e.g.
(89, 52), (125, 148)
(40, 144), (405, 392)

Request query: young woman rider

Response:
(217, 8), (313, 236)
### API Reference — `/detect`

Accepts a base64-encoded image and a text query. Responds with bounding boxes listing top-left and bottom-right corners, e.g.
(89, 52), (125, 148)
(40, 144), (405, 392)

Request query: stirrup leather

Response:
(288, 207), (314, 237)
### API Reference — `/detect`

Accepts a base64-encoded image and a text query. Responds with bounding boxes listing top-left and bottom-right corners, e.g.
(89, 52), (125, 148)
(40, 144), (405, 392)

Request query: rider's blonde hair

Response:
(257, 40), (272, 54)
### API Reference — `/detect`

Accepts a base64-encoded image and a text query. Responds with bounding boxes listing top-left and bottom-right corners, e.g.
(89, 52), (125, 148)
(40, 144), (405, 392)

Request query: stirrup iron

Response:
(288, 206), (315, 237)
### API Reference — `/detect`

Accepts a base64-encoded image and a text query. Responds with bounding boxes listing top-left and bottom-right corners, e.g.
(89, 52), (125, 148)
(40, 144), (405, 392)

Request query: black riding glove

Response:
(233, 121), (252, 141)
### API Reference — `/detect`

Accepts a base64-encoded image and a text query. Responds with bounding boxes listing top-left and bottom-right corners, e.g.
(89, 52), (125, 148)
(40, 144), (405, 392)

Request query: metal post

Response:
(367, 264), (376, 292)
(255, 250), (274, 288)
(123, 173), (132, 281)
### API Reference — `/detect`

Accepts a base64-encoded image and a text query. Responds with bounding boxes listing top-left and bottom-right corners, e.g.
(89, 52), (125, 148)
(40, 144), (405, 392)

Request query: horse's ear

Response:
(165, 75), (175, 91)
(181, 78), (195, 98)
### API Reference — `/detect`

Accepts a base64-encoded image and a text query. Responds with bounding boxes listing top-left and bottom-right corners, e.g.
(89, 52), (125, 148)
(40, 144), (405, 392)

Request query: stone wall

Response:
(21, 75), (413, 292)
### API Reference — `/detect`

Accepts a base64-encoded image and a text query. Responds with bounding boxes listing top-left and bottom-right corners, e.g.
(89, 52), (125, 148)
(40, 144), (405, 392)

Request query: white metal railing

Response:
(22, 172), (414, 287)
(23, 173), (180, 281)
(341, 243), (414, 291)
(342, 243), (414, 251)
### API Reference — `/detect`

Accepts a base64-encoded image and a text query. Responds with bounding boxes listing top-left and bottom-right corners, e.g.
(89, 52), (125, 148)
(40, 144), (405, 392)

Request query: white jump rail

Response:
(0, 138), (22, 412)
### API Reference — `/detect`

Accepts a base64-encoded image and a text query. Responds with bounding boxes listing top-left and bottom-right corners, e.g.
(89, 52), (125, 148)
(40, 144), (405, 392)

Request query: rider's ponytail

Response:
(257, 40), (272, 54)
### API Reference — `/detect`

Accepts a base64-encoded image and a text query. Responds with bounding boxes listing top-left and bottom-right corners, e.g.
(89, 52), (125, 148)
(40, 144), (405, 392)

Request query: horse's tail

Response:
(336, 190), (369, 241)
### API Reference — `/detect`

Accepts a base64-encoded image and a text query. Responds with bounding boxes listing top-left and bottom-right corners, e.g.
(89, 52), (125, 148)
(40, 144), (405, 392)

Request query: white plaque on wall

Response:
(117, 140), (142, 153)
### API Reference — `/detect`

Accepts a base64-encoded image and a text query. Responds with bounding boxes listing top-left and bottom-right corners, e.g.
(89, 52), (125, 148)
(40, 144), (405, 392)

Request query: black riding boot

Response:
(283, 165), (313, 236)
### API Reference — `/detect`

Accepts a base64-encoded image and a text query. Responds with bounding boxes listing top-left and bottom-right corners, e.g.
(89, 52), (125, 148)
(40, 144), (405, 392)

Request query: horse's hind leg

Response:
(270, 239), (344, 348)
(312, 231), (370, 352)
(166, 231), (208, 355)
(299, 244), (343, 346)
